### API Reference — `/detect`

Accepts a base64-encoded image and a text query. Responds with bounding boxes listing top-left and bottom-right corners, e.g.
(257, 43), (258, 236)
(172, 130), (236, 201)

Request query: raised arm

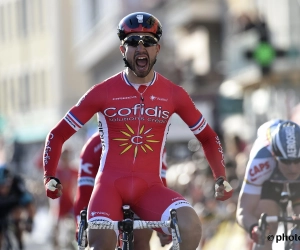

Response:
(43, 85), (104, 199)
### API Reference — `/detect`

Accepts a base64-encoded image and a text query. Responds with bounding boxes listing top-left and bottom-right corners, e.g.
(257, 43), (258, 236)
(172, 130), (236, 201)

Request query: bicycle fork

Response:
(170, 209), (182, 250)
(118, 205), (134, 250)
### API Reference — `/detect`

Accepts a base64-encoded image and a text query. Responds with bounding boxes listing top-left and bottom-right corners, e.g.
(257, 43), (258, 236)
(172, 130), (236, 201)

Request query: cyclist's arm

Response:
(235, 140), (275, 233)
(43, 85), (104, 178)
(236, 192), (261, 232)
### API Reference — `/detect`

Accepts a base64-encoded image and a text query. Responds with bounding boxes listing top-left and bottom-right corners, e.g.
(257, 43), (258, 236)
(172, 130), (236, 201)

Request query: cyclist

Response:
(236, 119), (300, 250)
(43, 12), (233, 250)
(74, 131), (171, 249)
(0, 166), (35, 250)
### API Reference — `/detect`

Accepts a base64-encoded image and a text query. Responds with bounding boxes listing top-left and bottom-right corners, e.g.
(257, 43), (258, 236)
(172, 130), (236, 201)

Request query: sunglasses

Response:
(123, 35), (158, 47)
(277, 158), (300, 165)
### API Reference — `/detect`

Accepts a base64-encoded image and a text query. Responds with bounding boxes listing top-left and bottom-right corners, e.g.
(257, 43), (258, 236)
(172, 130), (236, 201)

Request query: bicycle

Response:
(257, 179), (300, 250)
(77, 205), (182, 250)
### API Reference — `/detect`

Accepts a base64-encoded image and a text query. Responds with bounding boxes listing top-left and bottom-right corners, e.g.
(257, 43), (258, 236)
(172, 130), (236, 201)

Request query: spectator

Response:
(0, 165), (35, 250)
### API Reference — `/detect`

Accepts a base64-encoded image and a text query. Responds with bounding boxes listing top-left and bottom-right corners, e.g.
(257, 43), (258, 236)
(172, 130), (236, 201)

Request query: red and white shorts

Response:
(87, 170), (192, 234)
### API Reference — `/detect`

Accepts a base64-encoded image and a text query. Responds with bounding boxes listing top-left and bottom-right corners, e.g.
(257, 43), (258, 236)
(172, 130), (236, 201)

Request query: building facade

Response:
(0, 0), (88, 144)
(221, 0), (300, 141)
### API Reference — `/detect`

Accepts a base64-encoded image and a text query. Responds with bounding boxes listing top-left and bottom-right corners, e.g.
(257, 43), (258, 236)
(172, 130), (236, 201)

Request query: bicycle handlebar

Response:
(88, 219), (171, 230)
(259, 213), (300, 225)
(78, 207), (182, 250)
(258, 213), (300, 245)
(269, 179), (300, 184)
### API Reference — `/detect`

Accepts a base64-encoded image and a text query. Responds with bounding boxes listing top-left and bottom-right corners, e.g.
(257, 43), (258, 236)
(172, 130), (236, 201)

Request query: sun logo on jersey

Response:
(113, 123), (160, 158)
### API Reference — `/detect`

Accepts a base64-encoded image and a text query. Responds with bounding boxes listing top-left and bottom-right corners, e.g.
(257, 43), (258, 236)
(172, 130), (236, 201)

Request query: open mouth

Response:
(135, 56), (149, 70)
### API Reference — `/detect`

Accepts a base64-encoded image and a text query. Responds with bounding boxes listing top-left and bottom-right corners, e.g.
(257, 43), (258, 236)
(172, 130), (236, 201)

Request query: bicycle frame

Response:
(77, 205), (182, 250)
(259, 179), (300, 250)
(117, 205), (134, 250)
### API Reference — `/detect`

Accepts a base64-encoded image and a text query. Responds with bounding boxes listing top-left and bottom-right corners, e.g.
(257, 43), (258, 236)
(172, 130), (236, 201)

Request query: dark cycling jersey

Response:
(43, 70), (226, 234)
(0, 175), (33, 231)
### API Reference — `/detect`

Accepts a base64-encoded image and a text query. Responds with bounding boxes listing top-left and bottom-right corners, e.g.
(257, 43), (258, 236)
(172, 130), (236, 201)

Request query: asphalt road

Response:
(25, 207), (285, 250)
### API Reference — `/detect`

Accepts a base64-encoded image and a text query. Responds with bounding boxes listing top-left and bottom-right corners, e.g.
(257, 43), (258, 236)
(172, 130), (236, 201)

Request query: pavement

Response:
(24, 207), (285, 250)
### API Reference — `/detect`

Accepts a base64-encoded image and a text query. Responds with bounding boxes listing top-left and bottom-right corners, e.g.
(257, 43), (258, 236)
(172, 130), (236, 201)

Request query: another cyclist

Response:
(0, 166), (35, 250)
(43, 12), (233, 250)
(73, 131), (171, 249)
(236, 119), (300, 250)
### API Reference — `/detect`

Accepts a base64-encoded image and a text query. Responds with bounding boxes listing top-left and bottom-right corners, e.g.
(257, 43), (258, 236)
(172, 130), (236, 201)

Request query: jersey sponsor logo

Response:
(98, 121), (106, 152)
(216, 136), (225, 168)
(113, 123), (160, 158)
(112, 96), (137, 101)
(174, 200), (191, 207)
(149, 95), (168, 102)
(190, 116), (207, 135)
(249, 161), (271, 181)
(90, 211), (110, 217)
(103, 103), (170, 119)
(44, 133), (54, 165)
(80, 159), (93, 174)
(286, 126), (297, 157)
(108, 116), (168, 124)
(64, 112), (83, 131)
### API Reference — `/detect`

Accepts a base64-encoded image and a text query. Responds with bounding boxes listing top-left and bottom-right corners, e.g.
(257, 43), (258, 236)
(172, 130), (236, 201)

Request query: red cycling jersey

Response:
(73, 131), (168, 225)
(44, 71), (225, 178)
(43, 71), (226, 232)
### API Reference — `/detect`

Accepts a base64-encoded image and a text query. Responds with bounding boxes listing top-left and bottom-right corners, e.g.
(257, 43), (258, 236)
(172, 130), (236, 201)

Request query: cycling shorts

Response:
(87, 170), (192, 234)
